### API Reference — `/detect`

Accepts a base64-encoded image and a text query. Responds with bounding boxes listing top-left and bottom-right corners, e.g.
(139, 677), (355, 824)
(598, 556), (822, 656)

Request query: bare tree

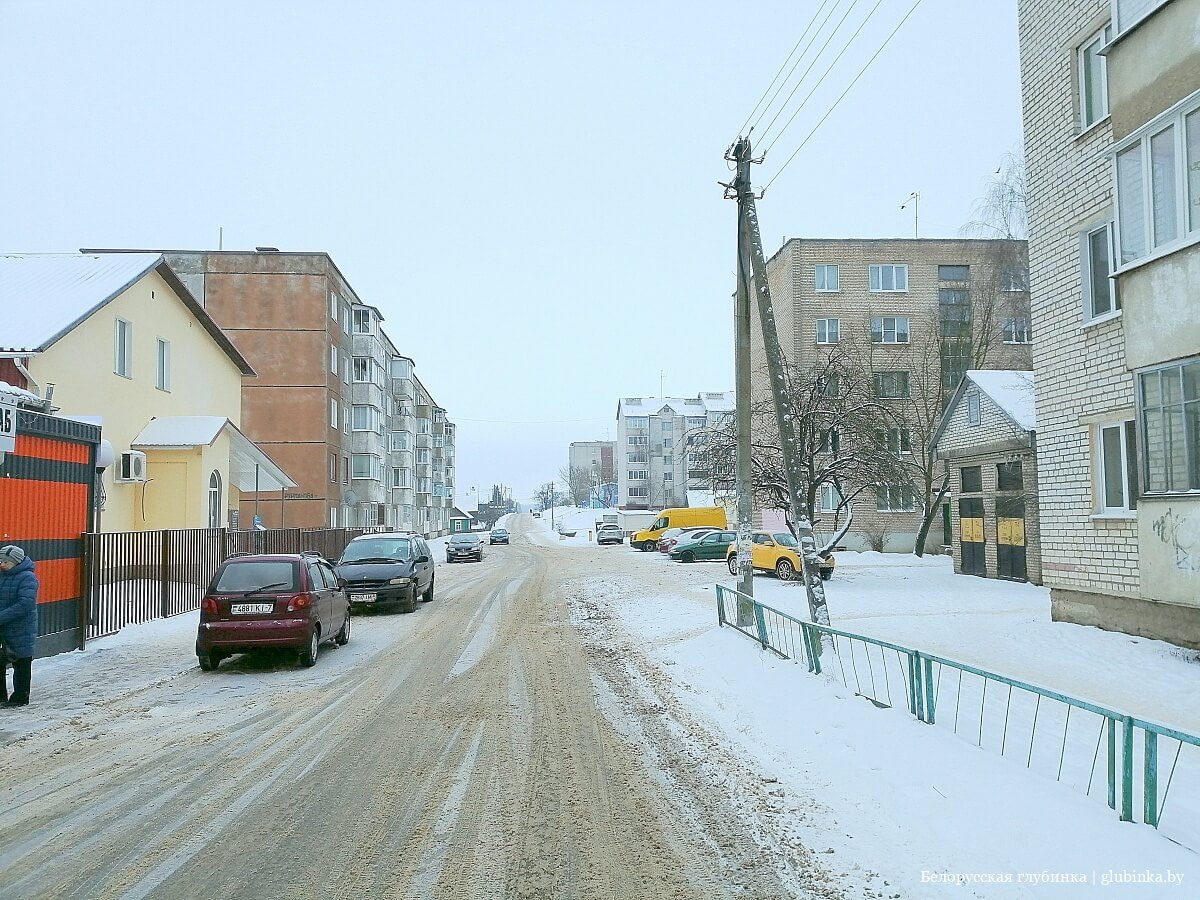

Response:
(558, 465), (595, 506)
(532, 481), (561, 513)
(962, 151), (1027, 241)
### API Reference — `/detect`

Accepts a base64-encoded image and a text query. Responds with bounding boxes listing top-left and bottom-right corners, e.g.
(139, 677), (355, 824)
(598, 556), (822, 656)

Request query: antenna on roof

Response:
(218, 226), (223, 251)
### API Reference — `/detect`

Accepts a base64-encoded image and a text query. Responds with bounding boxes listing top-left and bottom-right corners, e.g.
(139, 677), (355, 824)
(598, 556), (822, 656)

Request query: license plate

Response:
(232, 603), (273, 615)
(350, 593), (376, 603)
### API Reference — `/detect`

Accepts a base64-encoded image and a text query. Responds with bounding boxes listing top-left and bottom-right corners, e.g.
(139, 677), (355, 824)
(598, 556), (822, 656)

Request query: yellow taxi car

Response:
(725, 531), (835, 582)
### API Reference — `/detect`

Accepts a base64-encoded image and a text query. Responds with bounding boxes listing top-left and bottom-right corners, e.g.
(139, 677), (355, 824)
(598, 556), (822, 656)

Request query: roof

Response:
(0, 253), (254, 375)
(130, 416), (296, 491)
(0, 380), (42, 407)
(616, 391), (735, 420)
(966, 370), (1036, 431)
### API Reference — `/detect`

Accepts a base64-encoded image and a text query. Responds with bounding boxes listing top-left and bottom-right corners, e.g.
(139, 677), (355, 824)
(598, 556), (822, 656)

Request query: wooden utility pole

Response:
(725, 137), (831, 631)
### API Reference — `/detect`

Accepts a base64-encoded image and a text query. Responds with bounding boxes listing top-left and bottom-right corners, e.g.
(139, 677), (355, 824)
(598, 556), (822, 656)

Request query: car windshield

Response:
(339, 537), (413, 563)
(772, 533), (799, 548)
(451, 535), (479, 545)
(213, 560), (297, 593)
(492, 529), (507, 535)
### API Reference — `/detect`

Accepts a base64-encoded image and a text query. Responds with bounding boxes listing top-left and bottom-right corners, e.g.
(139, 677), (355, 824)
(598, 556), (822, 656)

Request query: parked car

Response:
(658, 526), (721, 554)
(668, 529), (737, 563)
(489, 527), (510, 545)
(725, 531), (835, 581)
(334, 532), (434, 613)
(632, 506), (728, 551)
(196, 552), (350, 670)
(447, 532), (485, 562)
(596, 523), (624, 545)
(531, 511), (541, 518)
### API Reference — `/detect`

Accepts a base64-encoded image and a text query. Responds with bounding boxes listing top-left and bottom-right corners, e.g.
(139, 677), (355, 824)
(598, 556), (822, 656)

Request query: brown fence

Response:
(84, 526), (373, 640)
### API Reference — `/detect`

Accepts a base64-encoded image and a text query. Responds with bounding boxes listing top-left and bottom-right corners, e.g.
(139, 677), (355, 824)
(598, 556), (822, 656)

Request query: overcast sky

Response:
(1, 0), (1022, 504)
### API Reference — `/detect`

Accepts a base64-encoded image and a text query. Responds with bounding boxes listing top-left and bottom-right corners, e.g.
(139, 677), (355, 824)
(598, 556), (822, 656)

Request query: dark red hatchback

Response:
(196, 552), (350, 670)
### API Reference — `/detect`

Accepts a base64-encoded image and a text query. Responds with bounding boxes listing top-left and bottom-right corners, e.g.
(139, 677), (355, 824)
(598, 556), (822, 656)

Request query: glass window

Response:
(1117, 143), (1147, 264)
(1150, 125), (1178, 247)
(1188, 109), (1200, 233)
(389, 431), (408, 451)
(214, 560), (297, 593)
(819, 483), (842, 512)
(873, 372), (909, 399)
(1002, 318), (1032, 343)
(330, 452), (338, 483)
(114, 318), (132, 377)
(815, 264), (839, 292)
(820, 373), (840, 398)
(352, 405), (379, 432)
(1000, 266), (1028, 291)
(1084, 223), (1119, 319)
(330, 399), (337, 428)
(938, 265), (969, 281)
(816, 318), (839, 344)
(329, 291), (339, 321)
(1078, 25), (1111, 129)
(155, 338), (170, 391)
(819, 429), (839, 453)
(1140, 362), (1199, 493)
(352, 308), (372, 334)
(353, 358), (370, 382)
(875, 485), (915, 512)
(869, 264), (908, 292)
(870, 316), (910, 344)
(625, 416), (649, 429)
(997, 461), (1023, 491)
(352, 454), (381, 480)
(627, 470), (648, 481)
(627, 435), (648, 446)
(330, 345), (337, 374)
(967, 392), (981, 425)
(876, 428), (911, 454)
(960, 466), (982, 493)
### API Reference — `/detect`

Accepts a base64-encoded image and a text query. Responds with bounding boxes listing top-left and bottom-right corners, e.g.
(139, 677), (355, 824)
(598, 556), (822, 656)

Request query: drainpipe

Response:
(13, 357), (38, 394)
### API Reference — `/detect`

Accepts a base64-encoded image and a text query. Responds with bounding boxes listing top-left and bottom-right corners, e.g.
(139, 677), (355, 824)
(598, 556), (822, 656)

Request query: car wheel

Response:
(727, 555), (739, 576)
(775, 559), (797, 581)
(401, 587), (418, 613)
(820, 568), (833, 581)
(300, 627), (320, 667)
(336, 612), (351, 644)
(641, 540), (657, 552)
(198, 653), (218, 672)
(681, 550), (696, 563)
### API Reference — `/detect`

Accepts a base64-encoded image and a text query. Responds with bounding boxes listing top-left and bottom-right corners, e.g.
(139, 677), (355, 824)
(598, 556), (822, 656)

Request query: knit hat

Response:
(0, 545), (26, 565)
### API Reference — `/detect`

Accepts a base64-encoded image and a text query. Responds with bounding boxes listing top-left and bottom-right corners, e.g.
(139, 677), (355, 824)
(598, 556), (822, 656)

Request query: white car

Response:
(596, 524), (624, 545)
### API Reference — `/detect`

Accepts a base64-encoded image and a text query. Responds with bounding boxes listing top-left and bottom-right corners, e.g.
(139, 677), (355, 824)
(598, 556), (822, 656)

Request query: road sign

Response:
(0, 396), (16, 454)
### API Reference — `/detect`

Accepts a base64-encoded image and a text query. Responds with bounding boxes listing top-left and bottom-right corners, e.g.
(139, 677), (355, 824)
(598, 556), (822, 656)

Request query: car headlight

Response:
(389, 577), (412, 585)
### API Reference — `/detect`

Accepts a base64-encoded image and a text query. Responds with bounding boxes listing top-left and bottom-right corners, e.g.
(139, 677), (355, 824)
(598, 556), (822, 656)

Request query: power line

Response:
(764, 0), (926, 191)
(452, 415), (613, 425)
(738, 0), (837, 137)
(756, 0), (867, 149)
(761, 0), (885, 156)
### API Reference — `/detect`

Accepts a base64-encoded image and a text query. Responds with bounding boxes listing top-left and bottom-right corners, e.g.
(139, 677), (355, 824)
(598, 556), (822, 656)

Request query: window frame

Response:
(1111, 0), (1170, 35)
(1002, 317), (1032, 344)
(814, 264), (840, 292)
(967, 392), (981, 426)
(937, 265), (970, 282)
(815, 318), (840, 345)
(1137, 358), (1199, 496)
(873, 371), (910, 400)
(1078, 24), (1112, 131)
(1081, 221), (1121, 322)
(155, 337), (170, 392)
(352, 307), (372, 334)
(1096, 421), (1134, 512)
(868, 264), (909, 293)
(818, 483), (842, 513)
(870, 316), (910, 344)
(114, 318), (132, 378)
(875, 484), (916, 512)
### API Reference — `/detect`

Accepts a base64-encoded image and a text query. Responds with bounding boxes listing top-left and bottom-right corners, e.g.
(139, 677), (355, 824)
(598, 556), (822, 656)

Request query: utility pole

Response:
(724, 137), (831, 633)
(901, 192), (919, 239)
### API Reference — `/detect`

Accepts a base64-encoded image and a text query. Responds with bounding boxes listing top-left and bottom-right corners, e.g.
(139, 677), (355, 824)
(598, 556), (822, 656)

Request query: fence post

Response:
(802, 624), (821, 674)
(1107, 717), (1117, 811)
(1144, 728), (1158, 827)
(716, 586), (726, 627)
(923, 656), (936, 725)
(752, 601), (769, 651)
(77, 534), (92, 649)
(159, 529), (171, 619)
(1121, 716), (1134, 822)
(912, 652), (925, 721)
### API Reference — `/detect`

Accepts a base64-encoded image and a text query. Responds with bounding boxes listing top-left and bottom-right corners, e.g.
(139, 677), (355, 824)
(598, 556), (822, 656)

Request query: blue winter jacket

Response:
(0, 556), (39, 658)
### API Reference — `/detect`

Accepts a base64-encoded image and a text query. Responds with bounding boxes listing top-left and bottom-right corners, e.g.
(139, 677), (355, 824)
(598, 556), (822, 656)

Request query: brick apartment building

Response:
(103, 250), (459, 535)
(757, 238), (1031, 552)
(1018, 0), (1200, 647)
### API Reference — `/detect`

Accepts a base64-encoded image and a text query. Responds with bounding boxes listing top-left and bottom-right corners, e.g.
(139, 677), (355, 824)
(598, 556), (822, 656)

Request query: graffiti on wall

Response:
(1151, 507), (1200, 572)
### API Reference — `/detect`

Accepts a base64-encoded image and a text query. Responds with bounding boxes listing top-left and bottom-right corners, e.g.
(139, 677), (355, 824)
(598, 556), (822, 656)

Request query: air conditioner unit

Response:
(118, 450), (147, 482)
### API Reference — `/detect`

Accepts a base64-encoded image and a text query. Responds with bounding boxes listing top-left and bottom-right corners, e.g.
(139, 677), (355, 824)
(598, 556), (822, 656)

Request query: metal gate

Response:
(997, 497), (1027, 581)
(959, 497), (986, 576)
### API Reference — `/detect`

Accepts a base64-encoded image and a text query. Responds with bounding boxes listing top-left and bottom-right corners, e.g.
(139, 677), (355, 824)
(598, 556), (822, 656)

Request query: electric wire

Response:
(755, 0), (868, 149)
(760, 0), (885, 156)
(764, 0), (926, 191)
(739, 0), (837, 138)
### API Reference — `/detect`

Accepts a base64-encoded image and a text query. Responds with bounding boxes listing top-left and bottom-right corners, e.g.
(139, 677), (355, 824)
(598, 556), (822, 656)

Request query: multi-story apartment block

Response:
(615, 393), (734, 509)
(758, 238), (1031, 552)
(1019, 0), (1200, 647)
(568, 441), (616, 501)
(121, 250), (457, 535)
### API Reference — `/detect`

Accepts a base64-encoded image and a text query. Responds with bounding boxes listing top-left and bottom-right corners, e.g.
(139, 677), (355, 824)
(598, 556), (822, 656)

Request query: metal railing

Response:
(84, 527), (373, 640)
(715, 584), (1200, 849)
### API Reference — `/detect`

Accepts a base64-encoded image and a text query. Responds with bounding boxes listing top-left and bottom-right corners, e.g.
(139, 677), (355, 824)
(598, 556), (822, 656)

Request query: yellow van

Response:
(631, 507), (728, 551)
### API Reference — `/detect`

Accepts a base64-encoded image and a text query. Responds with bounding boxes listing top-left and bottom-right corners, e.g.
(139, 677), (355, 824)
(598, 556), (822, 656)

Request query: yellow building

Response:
(0, 253), (294, 531)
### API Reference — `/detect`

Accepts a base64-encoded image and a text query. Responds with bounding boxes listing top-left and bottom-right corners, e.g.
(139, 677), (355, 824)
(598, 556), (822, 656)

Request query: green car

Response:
(668, 529), (736, 563)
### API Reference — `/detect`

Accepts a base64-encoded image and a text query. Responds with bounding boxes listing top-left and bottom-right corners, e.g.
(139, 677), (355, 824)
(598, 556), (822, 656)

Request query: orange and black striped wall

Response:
(0, 409), (99, 657)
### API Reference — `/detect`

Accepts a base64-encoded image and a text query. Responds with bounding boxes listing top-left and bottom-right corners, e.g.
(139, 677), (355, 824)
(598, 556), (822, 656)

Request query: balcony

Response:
(391, 486), (414, 506)
(390, 376), (414, 401)
(415, 433), (432, 450)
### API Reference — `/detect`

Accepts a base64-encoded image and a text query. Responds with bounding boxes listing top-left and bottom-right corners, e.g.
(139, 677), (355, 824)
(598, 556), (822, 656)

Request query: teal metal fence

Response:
(715, 583), (1200, 850)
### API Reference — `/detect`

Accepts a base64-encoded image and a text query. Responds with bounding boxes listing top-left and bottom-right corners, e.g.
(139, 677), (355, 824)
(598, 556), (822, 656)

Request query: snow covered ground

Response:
(537, 509), (1199, 895)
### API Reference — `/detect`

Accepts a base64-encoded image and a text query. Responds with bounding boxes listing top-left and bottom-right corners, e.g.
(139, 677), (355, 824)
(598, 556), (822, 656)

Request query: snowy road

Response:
(0, 519), (841, 900)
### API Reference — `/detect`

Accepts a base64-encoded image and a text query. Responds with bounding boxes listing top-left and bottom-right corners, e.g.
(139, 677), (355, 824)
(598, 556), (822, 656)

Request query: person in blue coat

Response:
(0, 545), (38, 707)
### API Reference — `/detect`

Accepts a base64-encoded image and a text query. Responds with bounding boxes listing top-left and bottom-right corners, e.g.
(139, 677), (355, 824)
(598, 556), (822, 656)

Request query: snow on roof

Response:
(0, 380), (42, 406)
(0, 253), (163, 352)
(616, 392), (735, 419)
(131, 416), (230, 447)
(967, 370), (1036, 431)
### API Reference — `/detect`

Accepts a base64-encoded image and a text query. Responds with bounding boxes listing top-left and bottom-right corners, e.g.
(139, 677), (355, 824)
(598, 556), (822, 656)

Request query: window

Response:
(997, 461), (1024, 491)
(628, 486), (649, 498)
(627, 451), (647, 463)
(815, 264), (839, 292)
(352, 308), (372, 334)
(1113, 0), (1169, 35)
(819, 483), (842, 513)
(628, 435), (648, 446)
(155, 338), (170, 391)
(871, 316), (909, 344)
(818, 429), (839, 453)
(816, 318), (840, 344)
(329, 291), (339, 321)
(114, 318), (132, 377)
(207, 471), (222, 529)
(869, 264), (908, 292)
(342, 456), (350, 484)
(343, 353), (352, 385)
(876, 485), (916, 512)
(352, 405), (380, 432)
(663, 454), (673, 466)
(967, 392), (981, 425)
(415, 448), (430, 464)
(663, 472), (673, 482)
(873, 371), (910, 399)
(390, 467), (402, 489)
(330, 345), (337, 374)
(389, 431), (408, 452)
(660, 420), (673, 433)
(352, 455), (381, 480)
(343, 402), (350, 434)
(939, 288), (971, 338)
(1003, 318), (1032, 344)
(330, 452), (338, 483)
(625, 416), (649, 430)
(1114, 99), (1200, 265)
(942, 339), (972, 393)
(1000, 266), (1028, 292)
(1082, 223), (1120, 319)
(686, 416), (708, 428)
(330, 506), (338, 528)
(330, 399), (338, 428)
(938, 265), (969, 281)
(1140, 361), (1199, 493)
(876, 428), (911, 454)
(960, 465), (982, 493)
(628, 470), (649, 481)
(1078, 24), (1111, 129)
(353, 357), (371, 382)
(1095, 422), (1135, 510)
(819, 373), (840, 398)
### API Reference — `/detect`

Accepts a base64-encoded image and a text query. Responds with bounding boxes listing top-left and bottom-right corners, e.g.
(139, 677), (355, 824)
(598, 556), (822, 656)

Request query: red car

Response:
(196, 552), (350, 670)
(658, 526), (721, 554)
